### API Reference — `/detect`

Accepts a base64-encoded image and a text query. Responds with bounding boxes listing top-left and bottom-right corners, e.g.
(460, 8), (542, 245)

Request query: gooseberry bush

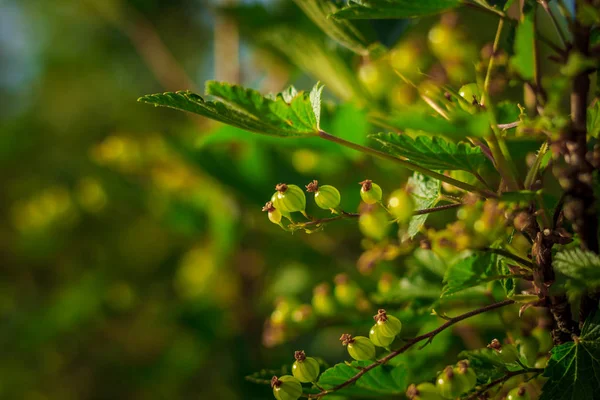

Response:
(140, 0), (600, 398)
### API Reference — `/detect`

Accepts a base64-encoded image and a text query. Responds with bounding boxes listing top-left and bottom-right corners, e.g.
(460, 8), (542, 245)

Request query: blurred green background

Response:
(0, 1), (565, 399)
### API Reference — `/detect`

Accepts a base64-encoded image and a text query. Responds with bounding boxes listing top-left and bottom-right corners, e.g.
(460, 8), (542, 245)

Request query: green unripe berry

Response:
(531, 326), (553, 353)
(373, 309), (402, 338)
(458, 83), (482, 112)
(340, 334), (376, 361)
(292, 351), (320, 383)
(387, 189), (415, 223)
(507, 385), (531, 400)
(333, 274), (361, 308)
(377, 273), (396, 294)
(274, 183), (306, 213)
(406, 383), (445, 400)
(369, 324), (394, 348)
(271, 375), (302, 400)
(359, 180), (382, 204)
(534, 356), (549, 369)
(488, 339), (519, 363)
(518, 336), (540, 367)
(312, 283), (337, 317)
(305, 180), (341, 210)
(454, 360), (476, 392)
(358, 207), (390, 241)
(263, 201), (282, 224)
(291, 304), (316, 329)
(270, 297), (299, 326)
(436, 366), (466, 399)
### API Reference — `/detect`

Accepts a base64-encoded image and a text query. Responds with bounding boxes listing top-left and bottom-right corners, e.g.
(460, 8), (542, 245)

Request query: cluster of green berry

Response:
(406, 359), (476, 400)
(271, 350), (321, 400)
(313, 274), (372, 316)
(262, 181), (341, 226)
(271, 309), (402, 400)
(340, 309), (403, 361)
(262, 180), (415, 238)
(407, 332), (553, 400)
(265, 274), (372, 347)
(357, 13), (483, 109)
(427, 196), (516, 260)
(357, 179), (415, 241)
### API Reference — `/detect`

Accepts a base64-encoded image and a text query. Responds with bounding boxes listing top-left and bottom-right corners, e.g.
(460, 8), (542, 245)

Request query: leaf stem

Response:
(524, 141), (549, 189)
(305, 299), (516, 398)
(482, 18), (505, 106)
(318, 131), (498, 198)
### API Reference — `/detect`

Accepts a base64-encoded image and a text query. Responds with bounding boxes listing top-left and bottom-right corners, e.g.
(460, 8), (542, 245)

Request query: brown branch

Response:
(465, 368), (544, 400)
(559, 0), (600, 327)
(292, 203), (463, 230)
(305, 299), (515, 398)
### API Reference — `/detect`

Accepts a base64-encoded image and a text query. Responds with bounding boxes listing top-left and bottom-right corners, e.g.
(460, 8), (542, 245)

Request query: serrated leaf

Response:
(553, 249), (600, 286)
(370, 108), (490, 140)
(442, 252), (500, 297)
(540, 309), (600, 400)
(292, 0), (373, 55)
(404, 172), (441, 240)
(588, 101), (600, 138)
(138, 82), (322, 137)
(332, 0), (462, 20)
(317, 361), (406, 396)
(511, 7), (535, 80)
(372, 134), (489, 173)
(458, 348), (508, 383)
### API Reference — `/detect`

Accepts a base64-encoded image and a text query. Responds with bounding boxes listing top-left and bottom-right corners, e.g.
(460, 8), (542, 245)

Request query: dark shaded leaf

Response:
(553, 249), (600, 286)
(540, 309), (600, 400)
(293, 0), (374, 55)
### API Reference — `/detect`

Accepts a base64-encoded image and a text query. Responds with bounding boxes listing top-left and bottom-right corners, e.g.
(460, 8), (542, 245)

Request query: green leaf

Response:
(370, 108), (490, 140)
(371, 134), (489, 173)
(404, 172), (441, 240)
(511, 7), (535, 80)
(458, 348), (508, 383)
(588, 101), (600, 138)
(332, 0), (462, 20)
(138, 82), (323, 138)
(292, 0), (374, 55)
(317, 361), (406, 396)
(540, 309), (600, 400)
(442, 252), (500, 297)
(553, 249), (600, 286)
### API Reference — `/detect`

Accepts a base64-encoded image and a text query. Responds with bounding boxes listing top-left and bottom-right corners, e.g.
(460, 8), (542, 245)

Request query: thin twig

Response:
(482, 18), (505, 106)
(291, 204), (463, 229)
(305, 300), (516, 398)
(498, 121), (521, 130)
